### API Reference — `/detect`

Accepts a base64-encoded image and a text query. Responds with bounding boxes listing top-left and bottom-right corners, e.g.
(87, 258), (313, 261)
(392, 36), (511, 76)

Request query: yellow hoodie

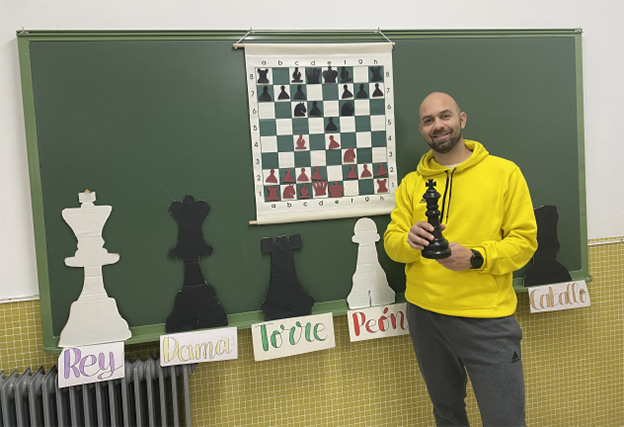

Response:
(384, 140), (537, 318)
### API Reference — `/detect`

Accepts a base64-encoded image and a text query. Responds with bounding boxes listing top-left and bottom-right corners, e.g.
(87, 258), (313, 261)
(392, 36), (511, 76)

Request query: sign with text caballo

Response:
(348, 303), (409, 342)
(58, 342), (125, 388)
(251, 313), (336, 361)
(160, 327), (238, 367)
(529, 280), (591, 313)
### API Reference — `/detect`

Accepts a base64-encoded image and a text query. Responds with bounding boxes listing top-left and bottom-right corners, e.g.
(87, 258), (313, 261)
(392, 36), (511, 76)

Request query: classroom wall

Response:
(1, 1), (624, 425)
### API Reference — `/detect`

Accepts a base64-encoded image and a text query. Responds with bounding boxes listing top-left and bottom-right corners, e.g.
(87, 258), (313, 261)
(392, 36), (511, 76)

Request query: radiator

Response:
(0, 356), (195, 427)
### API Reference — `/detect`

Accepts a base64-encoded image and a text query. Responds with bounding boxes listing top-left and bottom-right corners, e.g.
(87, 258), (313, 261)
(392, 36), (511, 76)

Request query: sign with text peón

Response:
(251, 313), (336, 361)
(347, 303), (409, 342)
(529, 280), (591, 313)
(160, 327), (238, 367)
(58, 342), (125, 388)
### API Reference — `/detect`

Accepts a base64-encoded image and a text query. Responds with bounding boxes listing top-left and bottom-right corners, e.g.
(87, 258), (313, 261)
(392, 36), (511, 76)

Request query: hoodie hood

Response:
(416, 139), (489, 177)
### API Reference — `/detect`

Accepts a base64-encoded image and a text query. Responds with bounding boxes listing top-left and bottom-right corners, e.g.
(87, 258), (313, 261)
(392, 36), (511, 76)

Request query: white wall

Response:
(2, 0), (623, 300)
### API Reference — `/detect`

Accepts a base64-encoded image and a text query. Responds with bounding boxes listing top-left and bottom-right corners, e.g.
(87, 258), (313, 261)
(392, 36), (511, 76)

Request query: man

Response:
(384, 92), (537, 426)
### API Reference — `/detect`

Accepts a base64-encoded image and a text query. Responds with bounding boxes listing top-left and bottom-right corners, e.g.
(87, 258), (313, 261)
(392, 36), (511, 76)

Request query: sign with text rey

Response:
(244, 43), (398, 224)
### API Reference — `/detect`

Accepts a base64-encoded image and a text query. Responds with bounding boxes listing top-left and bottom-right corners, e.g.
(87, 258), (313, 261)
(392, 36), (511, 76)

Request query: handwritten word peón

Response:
(347, 303), (410, 342)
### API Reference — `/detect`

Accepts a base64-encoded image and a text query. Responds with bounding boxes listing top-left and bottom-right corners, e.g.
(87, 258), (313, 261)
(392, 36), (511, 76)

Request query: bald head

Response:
(419, 92), (461, 123)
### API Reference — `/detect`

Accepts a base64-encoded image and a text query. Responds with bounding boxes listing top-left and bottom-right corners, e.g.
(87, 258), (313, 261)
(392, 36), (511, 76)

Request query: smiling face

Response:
(418, 93), (467, 155)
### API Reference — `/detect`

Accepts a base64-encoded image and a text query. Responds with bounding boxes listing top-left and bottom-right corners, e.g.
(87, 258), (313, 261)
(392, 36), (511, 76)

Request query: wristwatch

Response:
(470, 249), (484, 269)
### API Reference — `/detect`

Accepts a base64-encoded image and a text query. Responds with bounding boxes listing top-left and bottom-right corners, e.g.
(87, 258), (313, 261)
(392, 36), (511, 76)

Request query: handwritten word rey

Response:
(58, 342), (124, 388)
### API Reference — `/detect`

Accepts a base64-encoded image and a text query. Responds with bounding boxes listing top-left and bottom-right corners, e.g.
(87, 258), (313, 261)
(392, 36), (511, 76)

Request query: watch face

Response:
(471, 250), (483, 269)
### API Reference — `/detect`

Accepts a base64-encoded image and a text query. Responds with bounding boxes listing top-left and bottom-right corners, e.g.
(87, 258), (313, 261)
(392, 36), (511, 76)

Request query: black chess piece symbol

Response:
(261, 235), (315, 320)
(341, 101), (354, 116)
(322, 65), (338, 83)
(372, 83), (383, 97)
(356, 84), (368, 99)
(421, 180), (451, 259)
(292, 67), (303, 83)
(306, 67), (321, 84)
(309, 101), (322, 116)
(278, 85), (290, 100)
(524, 205), (572, 287)
(326, 117), (338, 131)
(370, 66), (383, 82)
(294, 85), (306, 100)
(294, 102), (307, 117)
(258, 68), (269, 83)
(340, 67), (352, 83)
(165, 196), (228, 332)
(342, 84), (353, 99)
(259, 86), (272, 101)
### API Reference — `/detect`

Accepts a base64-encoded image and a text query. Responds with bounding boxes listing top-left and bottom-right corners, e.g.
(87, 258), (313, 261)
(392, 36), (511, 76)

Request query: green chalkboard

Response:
(17, 30), (589, 351)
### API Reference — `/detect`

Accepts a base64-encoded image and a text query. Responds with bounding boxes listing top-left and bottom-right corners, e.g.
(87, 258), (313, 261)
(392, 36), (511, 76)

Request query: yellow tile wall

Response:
(1, 239), (622, 426)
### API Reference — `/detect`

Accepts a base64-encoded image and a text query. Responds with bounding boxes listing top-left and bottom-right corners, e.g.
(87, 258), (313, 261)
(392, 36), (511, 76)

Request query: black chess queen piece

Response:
(166, 195), (228, 332)
(421, 179), (451, 259)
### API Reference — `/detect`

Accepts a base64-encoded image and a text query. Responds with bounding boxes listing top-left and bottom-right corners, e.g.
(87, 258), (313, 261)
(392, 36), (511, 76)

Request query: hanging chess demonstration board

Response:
(244, 43), (397, 224)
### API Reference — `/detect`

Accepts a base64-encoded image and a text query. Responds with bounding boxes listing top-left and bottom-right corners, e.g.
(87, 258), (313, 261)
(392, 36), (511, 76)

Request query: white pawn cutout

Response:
(347, 217), (395, 309)
(58, 190), (131, 347)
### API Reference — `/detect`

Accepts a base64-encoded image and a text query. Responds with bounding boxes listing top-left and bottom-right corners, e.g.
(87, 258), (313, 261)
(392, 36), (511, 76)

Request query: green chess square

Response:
(358, 179), (375, 195)
(291, 84), (307, 100)
(277, 135), (293, 152)
(272, 68), (290, 85)
(275, 102), (291, 119)
(355, 116), (371, 132)
(372, 131), (387, 147)
(339, 66), (354, 83)
(326, 150), (342, 166)
(307, 101), (323, 116)
(292, 118), (309, 134)
(262, 152), (279, 169)
(325, 117), (340, 132)
(342, 164), (359, 180)
(322, 84), (339, 101)
(341, 133), (357, 148)
(369, 65), (384, 82)
(259, 120), (276, 136)
(370, 99), (386, 115)
(339, 100), (355, 116)
(294, 151), (311, 167)
(257, 84), (274, 102)
(309, 134), (326, 150)
(357, 148), (373, 164)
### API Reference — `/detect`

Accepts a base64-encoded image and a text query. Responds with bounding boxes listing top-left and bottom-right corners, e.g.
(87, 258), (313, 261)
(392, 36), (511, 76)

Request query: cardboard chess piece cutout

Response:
(59, 191), (131, 347)
(166, 196), (228, 332)
(347, 218), (395, 308)
(524, 205), (572, 286)
(421, 179), (451, 259)
(261, 235), (315, 320)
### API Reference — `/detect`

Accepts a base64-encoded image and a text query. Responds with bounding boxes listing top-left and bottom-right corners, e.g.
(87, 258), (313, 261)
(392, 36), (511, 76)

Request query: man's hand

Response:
(407, 221), (446, 250)
(436, 242), (472, 271)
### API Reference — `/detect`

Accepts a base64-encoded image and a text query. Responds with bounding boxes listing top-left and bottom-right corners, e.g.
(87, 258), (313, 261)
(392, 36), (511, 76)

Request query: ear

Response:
(459, 112), (467, 129)
(418, 123), (423, 135)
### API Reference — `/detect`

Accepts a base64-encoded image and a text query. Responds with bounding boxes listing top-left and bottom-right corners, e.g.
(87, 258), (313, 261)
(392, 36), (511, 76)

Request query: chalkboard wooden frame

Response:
(17, 29), (589, 352)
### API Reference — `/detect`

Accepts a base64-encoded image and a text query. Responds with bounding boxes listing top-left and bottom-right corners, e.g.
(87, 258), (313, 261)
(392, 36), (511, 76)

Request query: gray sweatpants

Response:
(406, 303), (526, 427)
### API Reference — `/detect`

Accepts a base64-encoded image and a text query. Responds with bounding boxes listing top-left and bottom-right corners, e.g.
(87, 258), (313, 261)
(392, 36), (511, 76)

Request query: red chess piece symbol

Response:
(377, 162), (388, 177)
(300, 184), (311, 199)
(311, 166), (323, 181)
(344, 148), (356, 163)
(296, 134), (306, 150)
(347, 165), (358, 179)
(360, 164), (372, 178)
(329, 181), (344, 198)
(377, 179), (388, 193)
(282, 169), (295, 183)
(267, 186), (280, 201)
(297, 168), (309, 182)
(266, 169), (278, 183)
(328, 135), (340, 149)
(313, 180), (328, 196)
(283, 185), (296, 199)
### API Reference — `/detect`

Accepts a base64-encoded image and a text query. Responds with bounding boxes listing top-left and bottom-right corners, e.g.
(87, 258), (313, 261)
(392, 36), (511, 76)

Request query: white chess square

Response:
(326, 165), (343, 182)
(273, 85), (291, 102)
(256, 67), (272, 84)
(370, 82), (385, 98)
(325, 134), (341, 150)
(310, 150), (327, 166)
(296, 167), (312, 183)
(260, 136), (278, 153)
(359, 163), (374, 180)
(353, 66), (369, 83)
(312, 181), (329, 199)
(289, 67), (305, 84)
(371, 115), (386, 131)
(340, 83), (354, 99)
(306, 84), (323, 101)
(324, 101), (339, 117)
(281, 183), (297, 200)
(275, 119), (293, 135)
(344, 180), (359, 197)
(308, 118), (325, 134)
(278, 152), (295, 168)
(376, 178), (389, 193)
(354, 100), (370, 116)
(356, 132), (372, 148)
(339, 116), (356, 133)
(258, 103), (275, 119)
(291, 101), (307, 118)
(263, 169), (280, 184)
(293, 134), (309, 151)
(372, 147), (388, 163)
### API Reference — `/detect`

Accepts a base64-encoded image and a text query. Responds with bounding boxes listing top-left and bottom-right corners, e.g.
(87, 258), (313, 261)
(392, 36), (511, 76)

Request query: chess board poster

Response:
(244, 43), (397, 224)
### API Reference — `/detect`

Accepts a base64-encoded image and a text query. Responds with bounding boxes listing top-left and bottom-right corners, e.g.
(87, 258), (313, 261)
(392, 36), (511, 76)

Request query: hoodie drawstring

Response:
(439, 168), (456, 224)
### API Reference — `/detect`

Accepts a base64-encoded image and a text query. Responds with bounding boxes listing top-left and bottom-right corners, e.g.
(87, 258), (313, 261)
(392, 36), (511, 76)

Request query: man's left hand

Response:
(436, 242), (473, 271)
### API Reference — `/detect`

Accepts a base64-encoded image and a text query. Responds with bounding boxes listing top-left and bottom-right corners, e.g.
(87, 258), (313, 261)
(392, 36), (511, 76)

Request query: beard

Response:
(427, 129), (462, 154)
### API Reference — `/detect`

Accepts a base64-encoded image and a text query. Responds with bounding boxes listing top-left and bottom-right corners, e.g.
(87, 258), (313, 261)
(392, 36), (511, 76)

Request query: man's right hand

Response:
(407, 221), (446, 250)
